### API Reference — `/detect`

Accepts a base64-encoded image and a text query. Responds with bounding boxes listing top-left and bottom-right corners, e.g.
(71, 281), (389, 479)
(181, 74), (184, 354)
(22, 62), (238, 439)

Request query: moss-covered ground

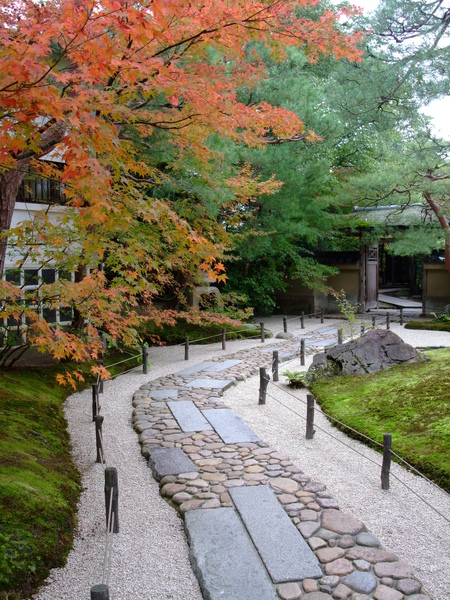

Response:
(142, 318), (263, 345)
(0, 355), (139, 599)
(311, 348), (450, 493)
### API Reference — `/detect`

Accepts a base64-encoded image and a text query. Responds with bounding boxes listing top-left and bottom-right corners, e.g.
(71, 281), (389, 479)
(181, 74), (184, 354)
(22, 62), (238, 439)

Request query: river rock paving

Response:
(132, 328), (431, 600)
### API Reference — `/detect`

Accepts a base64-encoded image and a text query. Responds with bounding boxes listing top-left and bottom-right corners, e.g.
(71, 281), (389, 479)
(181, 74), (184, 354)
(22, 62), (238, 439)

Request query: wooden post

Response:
(221, 328), (226, 350)
(91, 584), (110, 600)
(272, 351), (279, 383)
(320, 307), (324, 323)
(300, 338), (305, 366)
(372, 315), (376, 328)
(92, 383), (99, 422)
(97, 360), (104, 394)
(142, 345), (149, 374)
(105, 467), (119, 533)
(361, 323), (365, 336)
(400, 308), (404, 326)
(283, 316), (287, 333)
(300, 311), (305, 329)
(386, 312), (390, 330)
(184, 336), (189, 361)
(95, 415), (105, 464)
(260, 322), (265, 343)
(338, 328), (343, 345)
(381, 433), (392, 490)
(306, 394), (315, 440)
(258, 367), (269, 405)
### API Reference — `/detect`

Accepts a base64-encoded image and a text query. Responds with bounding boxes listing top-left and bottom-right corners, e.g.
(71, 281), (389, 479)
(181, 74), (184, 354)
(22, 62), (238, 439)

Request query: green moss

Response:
(0, 353), (139, 599)
(141, 318), (263, 345)
(311, 348), (450, 492)
(405, 320), (450, 332)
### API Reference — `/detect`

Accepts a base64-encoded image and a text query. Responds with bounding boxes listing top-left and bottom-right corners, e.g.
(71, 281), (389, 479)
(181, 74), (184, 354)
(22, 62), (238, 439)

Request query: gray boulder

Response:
(308, 329), (427, 380)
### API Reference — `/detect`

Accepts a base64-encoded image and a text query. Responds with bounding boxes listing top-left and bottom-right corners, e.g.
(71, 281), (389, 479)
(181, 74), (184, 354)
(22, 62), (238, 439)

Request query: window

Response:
(2, 267), (74, 328)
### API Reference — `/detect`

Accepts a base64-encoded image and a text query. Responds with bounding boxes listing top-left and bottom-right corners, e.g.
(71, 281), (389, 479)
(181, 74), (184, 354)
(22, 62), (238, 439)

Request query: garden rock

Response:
(308, 329), (427, 380)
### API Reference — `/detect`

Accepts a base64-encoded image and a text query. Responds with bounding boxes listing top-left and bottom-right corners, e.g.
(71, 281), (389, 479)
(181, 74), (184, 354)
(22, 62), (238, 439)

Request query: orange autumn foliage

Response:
(0, 0), (363, 381)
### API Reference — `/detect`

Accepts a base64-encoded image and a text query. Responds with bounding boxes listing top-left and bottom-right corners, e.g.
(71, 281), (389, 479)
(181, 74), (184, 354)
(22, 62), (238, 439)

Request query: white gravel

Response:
(34, 319), (450, 600)
(224, 320), (450, 600)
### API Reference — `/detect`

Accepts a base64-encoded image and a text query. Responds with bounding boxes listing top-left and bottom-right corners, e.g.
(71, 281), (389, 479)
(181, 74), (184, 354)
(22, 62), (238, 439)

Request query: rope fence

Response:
(84, 306), (440, 597)
(258, 357), (450, 525)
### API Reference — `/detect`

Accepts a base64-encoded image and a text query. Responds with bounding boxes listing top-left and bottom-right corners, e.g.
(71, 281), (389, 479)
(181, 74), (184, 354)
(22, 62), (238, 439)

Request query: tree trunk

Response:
(423, 191), (450, 273)
(0, 124), (65, 277)
(0, 165), (30, 277)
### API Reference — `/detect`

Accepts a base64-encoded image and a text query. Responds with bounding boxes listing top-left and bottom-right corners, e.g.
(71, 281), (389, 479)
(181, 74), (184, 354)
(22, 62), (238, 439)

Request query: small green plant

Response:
(283, 369), (311, 388)
(330, 289), (360, 339)
(431, 311), (450, 323)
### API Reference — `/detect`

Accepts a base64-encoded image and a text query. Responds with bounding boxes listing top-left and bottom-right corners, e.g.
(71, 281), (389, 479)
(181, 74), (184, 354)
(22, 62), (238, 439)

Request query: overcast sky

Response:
(352, 0), (450, 139)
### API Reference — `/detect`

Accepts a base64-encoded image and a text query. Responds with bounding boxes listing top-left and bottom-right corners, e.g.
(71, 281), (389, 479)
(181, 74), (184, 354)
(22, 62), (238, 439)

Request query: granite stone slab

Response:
(203, 359), (243, 372)
(186, 378), (234, 391)
(168, 401), (212, 432)
(305, 338), (337, 348)
(148, 389), (179, 400)
(175, 362), (216, 376)
(202, 409), (261, 443)
(185, 508), (279, 600)
(229, 485), (323, 583)
(148, 447), (199, 481)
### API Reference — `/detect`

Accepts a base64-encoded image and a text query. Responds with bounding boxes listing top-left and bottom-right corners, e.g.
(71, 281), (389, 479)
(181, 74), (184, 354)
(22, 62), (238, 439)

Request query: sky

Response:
(352, 0), (450, 139)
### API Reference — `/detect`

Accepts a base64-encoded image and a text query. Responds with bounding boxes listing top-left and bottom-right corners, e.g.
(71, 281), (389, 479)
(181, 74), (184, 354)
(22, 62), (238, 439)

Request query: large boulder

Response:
(308, 329), (427, 380)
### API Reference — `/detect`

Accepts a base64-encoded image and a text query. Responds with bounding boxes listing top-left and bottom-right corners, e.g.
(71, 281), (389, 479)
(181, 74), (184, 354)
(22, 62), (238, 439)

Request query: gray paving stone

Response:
(186, 378), (234, 391)
(205, 359), (243, 372)
(229, 485), (323, 583)
(168, 401), (212, 432)
(148, 389), (178, 399)
(305, 338), (337, 348)
(343, 570), (377, 594)
(175, 361), (216, 375)
(148, 447), (199, 480)
(202, 409), (261, 443)
(185, 508), (278, 600)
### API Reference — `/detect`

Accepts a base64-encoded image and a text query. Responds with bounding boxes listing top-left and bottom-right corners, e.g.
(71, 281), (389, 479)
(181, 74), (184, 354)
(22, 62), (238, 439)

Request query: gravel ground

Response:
(224, 319), (450, 600)
(34, 335), (269, 600)
(34, 318), (450, 600)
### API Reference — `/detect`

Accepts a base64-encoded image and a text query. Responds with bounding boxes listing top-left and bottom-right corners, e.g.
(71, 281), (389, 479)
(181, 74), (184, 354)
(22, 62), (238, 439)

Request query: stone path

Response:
(132, 327), (431, 600)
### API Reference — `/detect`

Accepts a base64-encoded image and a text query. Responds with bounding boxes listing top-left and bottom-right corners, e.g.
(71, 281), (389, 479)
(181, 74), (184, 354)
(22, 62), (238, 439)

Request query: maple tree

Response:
(0, 0), (363, 380)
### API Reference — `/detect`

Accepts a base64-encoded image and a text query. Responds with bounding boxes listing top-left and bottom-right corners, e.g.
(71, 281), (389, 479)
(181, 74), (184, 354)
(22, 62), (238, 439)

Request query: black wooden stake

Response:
(184, 336), (189, 361)
(321, 307), (324, 323)
(361, 323), (365, 336)
(221, 328), (226, 350)
(105, 467), (119, 533)
(272, 351), (279, 382)
(260, 322), (265, 343)
(283, 316), (287, 333)
(386, 312), (390, 330)
(97, 360), (104, 394)
(259, 367), (269, 405)
(300, 338), (305, 366)
(306, 394), (315, 440)
(372, 315), (376, 328)
(95, 415), (105, 464)
(301, 311), (305, 329)
(92, 383), (99, 422)
(381, 433), (392, 490)
(338, 328), (343, 345)
(142, 345), (149, 374)
(91, 584), (110, 600)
